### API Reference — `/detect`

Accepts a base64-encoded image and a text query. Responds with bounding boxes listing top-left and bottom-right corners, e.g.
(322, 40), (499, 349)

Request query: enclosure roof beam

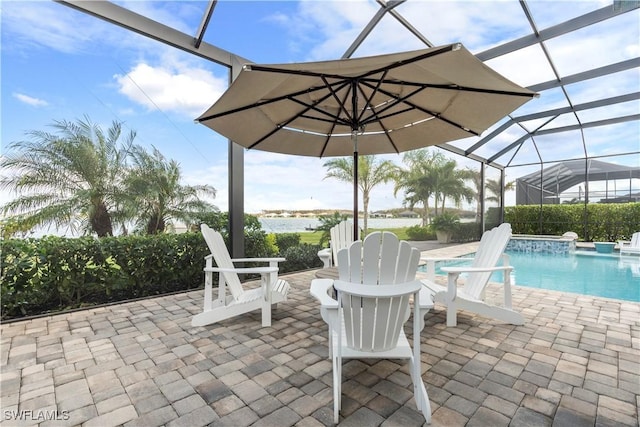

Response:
(476, 4), (638, 61)
(528, 58), (640, 92)
(342, 0), (405, 58)
(55, 0), (248, 67)
(382, 0), (434, 47)
(194, 0), (217, 49)
(533, 114), (640, 136)
(465, 120), (516, 155)
(513, 92), (640, 123)
(488, 113), (640, 164)
(437, 143), (505, 171)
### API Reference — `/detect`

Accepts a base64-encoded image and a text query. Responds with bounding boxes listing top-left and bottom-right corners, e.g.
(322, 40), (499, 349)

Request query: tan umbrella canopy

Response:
(197, 43), (537, 235)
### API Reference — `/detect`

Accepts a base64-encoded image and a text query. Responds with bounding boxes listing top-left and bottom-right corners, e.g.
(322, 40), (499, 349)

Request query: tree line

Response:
(324, 151), (511, 232)
(2, 117), (510, 238)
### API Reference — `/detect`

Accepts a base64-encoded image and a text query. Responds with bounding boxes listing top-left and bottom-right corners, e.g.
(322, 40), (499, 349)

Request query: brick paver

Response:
(1, 263), (639, 426)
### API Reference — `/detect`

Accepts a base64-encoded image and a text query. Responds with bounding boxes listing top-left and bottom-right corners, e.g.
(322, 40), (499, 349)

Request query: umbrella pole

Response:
(352, 132), (358, 240)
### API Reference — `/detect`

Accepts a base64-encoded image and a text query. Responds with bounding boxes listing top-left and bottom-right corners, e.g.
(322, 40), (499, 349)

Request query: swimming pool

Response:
(423, 251), (640, 302)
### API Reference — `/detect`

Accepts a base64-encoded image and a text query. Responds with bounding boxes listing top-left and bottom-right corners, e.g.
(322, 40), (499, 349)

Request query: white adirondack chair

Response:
(317, 220), (359, 268)
(421, 223), (524, 327)
(192, 224), (290, 327)
(619, 232), (640, 256)
(310, 232), (431, 424)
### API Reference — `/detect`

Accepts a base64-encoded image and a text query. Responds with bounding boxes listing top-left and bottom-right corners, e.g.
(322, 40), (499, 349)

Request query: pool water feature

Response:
(506, 234), (576, 254)
(423, 251), (640, 302)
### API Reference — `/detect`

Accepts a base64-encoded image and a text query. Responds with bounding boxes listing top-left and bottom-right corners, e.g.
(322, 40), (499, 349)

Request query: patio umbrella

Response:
(196, 43), (537, 236)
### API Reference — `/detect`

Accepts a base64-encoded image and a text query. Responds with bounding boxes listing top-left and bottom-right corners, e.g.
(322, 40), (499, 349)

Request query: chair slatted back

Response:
(465, 223), (512, 299)
(335, 280), (421, 352)
(631, 232), (640, 248)
(201, 224), (245, 300)
(335, 232), (421, 352)
(337, 232), (420, 285)
(331, 221), (359, 267)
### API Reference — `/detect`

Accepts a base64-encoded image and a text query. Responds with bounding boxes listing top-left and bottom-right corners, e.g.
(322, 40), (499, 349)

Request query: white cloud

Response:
(2, 1), (204, 57)
(283, 0), (531, 60)
(2, 1), (120, 55)
(114, 62), (228, 119)
(12, 93), (48, 107)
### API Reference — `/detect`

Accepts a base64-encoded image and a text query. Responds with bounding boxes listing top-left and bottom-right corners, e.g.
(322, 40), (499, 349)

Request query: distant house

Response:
(399, 210), (418, 218)
(369, 212), (393, 218)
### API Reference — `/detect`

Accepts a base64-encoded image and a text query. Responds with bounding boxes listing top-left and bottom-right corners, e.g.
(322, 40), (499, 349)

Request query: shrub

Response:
(452, 223), (482, 242)
(279, 244), (324, 272)
(406, 225), (434, 240)
(430, 212), (460, 233)
(274, 233), (301, 252)
(1, 233), (209, 320)
(243, 229), (278, 259)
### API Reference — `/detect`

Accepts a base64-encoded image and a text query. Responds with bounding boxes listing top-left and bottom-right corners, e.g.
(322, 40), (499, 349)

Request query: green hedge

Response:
(406, 225), (434, 241)
(1, 233), (208, 319)
(1, 230), (323, 320)
(274, 233), (302, 252)
(406, 222), (481, 242)
(504, 202), (640, 241)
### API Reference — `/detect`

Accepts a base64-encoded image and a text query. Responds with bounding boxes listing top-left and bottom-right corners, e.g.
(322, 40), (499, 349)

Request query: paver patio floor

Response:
(1, 265), (639, 426)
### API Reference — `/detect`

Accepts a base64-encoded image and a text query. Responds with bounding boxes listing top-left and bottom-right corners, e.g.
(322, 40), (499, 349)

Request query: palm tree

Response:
(455, 170), (514, 222)
(433, 160), (475, 213)
(393, 149), (446, 226)
(323, 155), (397, 233)
(124, 145), (218, 234)
(463, 167), (483, 220)
(0, 117), (134, 237)
(486, 178), (515, 206)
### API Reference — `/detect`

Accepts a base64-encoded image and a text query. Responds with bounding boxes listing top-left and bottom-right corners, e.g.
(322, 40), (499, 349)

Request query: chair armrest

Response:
(310, 279), (337, 308)
(317, 248), (332, 268)
(420, 256), (469, 264)
(441, 265), (513, 274)
(333, 280), (422, 298)
(231, 257), (286, 263)
(441, 265), (513, 303)
(419, 257), (472, 281)
(204, 266), (279, 274)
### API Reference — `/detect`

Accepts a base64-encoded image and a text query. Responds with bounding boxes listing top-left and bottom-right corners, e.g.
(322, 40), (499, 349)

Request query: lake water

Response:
(259, 217), (422, 233)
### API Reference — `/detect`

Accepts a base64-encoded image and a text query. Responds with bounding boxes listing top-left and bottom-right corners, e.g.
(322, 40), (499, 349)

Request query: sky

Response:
(2, 0), (639, 221)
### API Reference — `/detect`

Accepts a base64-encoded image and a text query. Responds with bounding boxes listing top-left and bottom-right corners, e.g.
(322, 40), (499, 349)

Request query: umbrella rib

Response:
(358, 81), (425, 123)
(355, 70), (388, 127)
(319, 77), (352, 157)
(358, 78), (535, 98)
(321, 75), (357, 129)
(367, 104), (401, 154)
(246, 80), (353, 151)
(359, 44), (459, 79)
(244, 44), (460, 81)
(289, 98), (352, 128)
(320, 120), (339, 158)
(358, 80), (481, 135)
(198, 78), (349, 122)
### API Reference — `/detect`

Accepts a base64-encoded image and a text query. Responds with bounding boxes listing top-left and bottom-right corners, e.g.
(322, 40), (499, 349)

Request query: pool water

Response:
(425, 251), (640, 302)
